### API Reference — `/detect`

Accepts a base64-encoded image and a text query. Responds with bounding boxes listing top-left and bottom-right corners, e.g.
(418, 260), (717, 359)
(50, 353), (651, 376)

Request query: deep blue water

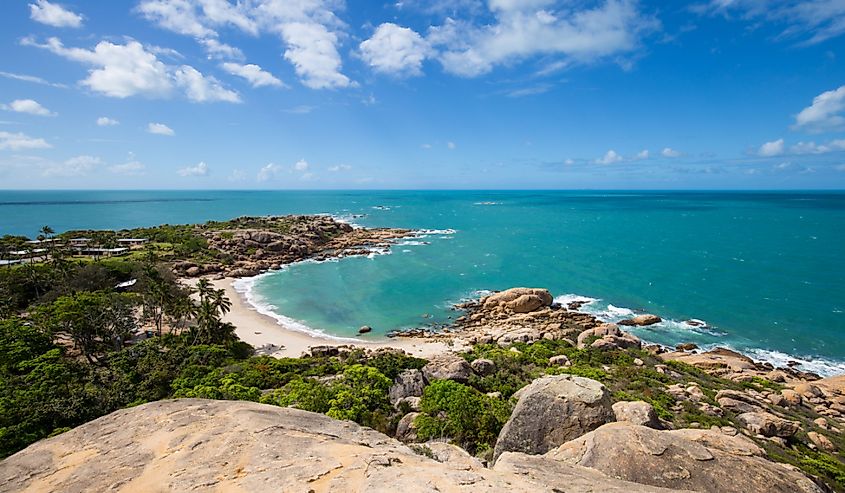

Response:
(2, 190), (844, 374)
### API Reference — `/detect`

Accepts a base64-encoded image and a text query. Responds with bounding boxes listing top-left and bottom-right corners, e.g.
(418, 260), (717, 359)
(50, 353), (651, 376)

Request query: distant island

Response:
(1, 215), (843, 492)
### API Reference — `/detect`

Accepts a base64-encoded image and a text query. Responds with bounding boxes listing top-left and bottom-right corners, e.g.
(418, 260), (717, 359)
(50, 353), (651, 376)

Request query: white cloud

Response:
(429, 0), (658, 77)
(43, 155), (101, 177)
(447, 141), (456, 149)
(420, 143), (432, 149)
(279, 21), (352, 89)
(758, 138), (785, 157)
(221, 62), (284, 88)
(137, 0), (258, 37)
(109, 160), (145, 175)
(794, 84), (845, 132)
(505, 84), (553, 97)
(25, 37), (239, 103)
(147, 122), (175, 136)
(293, 159), (310, 171)
(178, 161), (209, 176)
(283, 105), (314, 114)
(662, 147), (681, 157)
(1, 99), (56, 116)
(257, 162), (282, 182)
(790, 139), (845, 154)
(96, 116), (119, 126)
(29, 0), (83, 28)
(636, 149), (649, 159)
(564, 158), (575, 165)
(328, 164), (352, 172)
(201, 38), (244, 60)
(836, 164), (845, 171)
(596, 149), (623, 164)
(25, 37), (173, 98)
(174, 65), (241, 102)
(695, 0), (845, 45)
(0, 131), (51, 150)
(139, 0), (352, 90)
(360, 23), (430, 76)
(0, 71), (67, 88)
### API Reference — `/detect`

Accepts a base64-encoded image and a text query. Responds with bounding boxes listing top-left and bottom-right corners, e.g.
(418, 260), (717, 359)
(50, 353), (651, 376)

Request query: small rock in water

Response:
(618, 314), (662, 326)
(676, 343), (699, 351)
(358, 325), (372, 334)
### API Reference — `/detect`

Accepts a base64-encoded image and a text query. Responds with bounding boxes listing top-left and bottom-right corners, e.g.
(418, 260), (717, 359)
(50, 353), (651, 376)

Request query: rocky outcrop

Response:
(546, 422), (824, 493)
(612, 401), (663, 429)
(389, 369), (426, 405)
(482, 288), (554, 311)
(577, 323), (642, 350)
(736, 411), (800, 438)
(470, 358), (496, 375)
(493, 375), (614, 461)
(440, 290), (600, 348)
(0, 399), (692, 493)
(618, 314), (662, 326)
(422, 353), (472, 383)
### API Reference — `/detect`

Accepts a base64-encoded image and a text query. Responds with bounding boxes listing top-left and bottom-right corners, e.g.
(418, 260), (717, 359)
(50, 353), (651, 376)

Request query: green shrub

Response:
(415, 380), (512, 452)
(548, 365), (609, 381)
(325, 365), (392, 425)
(260, 377), (332, 413)
(800, 453), (845, 486)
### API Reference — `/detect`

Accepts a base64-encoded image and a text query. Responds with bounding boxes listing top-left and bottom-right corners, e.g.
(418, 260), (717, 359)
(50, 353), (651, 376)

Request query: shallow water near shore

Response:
(3, 190), (844, 374)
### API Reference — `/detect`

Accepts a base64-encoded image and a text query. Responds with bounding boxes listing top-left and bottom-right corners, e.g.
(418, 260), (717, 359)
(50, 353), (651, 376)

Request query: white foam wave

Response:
(397, 240), (430, 246)
(554, 293), (599, 306)
(553, 291), (844, 375)
(736, 348), (845, 377)
(473, 201), (501, 205)
(606, 304), (634, 317)
(416, 228), (457, 236)
(327, 213), (366, 229)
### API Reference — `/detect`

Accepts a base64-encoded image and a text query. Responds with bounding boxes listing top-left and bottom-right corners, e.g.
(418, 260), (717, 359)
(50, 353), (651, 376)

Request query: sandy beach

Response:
(205, 277), (455, 358)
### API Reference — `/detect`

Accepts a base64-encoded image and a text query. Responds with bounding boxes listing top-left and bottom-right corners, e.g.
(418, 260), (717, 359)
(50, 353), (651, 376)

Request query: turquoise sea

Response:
(2, 190), (844, 375)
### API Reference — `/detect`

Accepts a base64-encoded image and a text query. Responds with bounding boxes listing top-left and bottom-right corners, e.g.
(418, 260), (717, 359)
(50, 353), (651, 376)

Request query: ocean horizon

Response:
(2, 189), (844, 375)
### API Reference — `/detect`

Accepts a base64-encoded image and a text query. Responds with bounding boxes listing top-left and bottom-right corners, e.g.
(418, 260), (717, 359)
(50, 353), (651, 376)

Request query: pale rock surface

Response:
(0, 399), (688, 493)
(612, 400), (662, 429)
(422, 353), (472, 383)
(547, 422), (823, 493)
(736, 411), (800, 438)
(482, 288), (553, 310)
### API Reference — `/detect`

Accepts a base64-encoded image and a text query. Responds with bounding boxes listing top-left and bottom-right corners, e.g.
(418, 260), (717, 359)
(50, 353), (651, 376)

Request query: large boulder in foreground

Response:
(493, 374), (614, 461)
(544, 421), (823, 493)
(0, 399), (678, 493)
(483, 288), (554, 312)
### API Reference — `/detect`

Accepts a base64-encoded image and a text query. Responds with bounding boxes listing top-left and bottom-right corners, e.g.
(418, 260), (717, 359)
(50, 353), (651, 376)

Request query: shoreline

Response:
(198, 274), (845, 377)
(208, 277), (458, 358)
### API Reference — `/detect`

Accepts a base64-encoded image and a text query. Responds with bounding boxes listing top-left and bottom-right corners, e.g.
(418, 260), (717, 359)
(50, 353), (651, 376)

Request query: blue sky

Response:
(1, 0), (844, 189)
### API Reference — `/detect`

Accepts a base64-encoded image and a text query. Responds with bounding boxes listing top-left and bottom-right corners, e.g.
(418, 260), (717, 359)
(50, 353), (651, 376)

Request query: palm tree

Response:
(189, 282), (233, 345)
